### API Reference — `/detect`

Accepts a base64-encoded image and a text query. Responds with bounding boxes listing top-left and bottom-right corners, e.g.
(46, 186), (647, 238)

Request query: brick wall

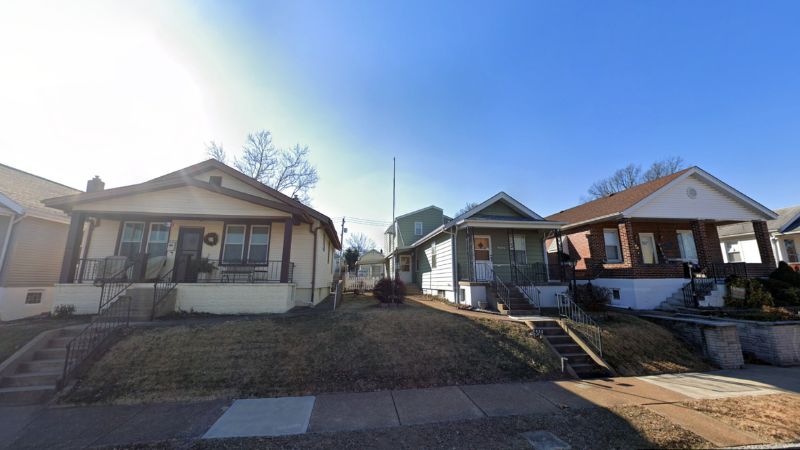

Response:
(753, 220), (777, 269)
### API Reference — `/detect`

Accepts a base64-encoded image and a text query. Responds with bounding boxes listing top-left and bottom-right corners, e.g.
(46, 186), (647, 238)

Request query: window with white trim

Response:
(119, 222), (145, 259)
(414, 222), (423, 236)
(399, 255), (411, 272)
(146, 223), (169, 257)
(248, 225), (270, 263)
(785, 239), (798, 263)
(676, 230), (698, 262)
(603, 229), (622, 263)
(509, 234), (527, 264)
(725, 242), (742, 262)
(222, 225), (246, 263)
(639, 233), (658, 264)
(25, 291), (42, 304)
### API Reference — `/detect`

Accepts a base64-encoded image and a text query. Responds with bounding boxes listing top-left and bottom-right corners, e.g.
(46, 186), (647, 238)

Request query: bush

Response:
(725, 277), (773, 308)
(572, 282), (610, 311)
(53, 304), (76, 318)
(761, 278), (800, 306)
(372, 278), (405, 304)
(770, 261), (800, 288)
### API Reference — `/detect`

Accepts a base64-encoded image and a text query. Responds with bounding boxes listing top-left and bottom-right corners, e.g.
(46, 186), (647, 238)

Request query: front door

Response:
(175, 227), (204, 282)
(473, 235), (492, 281)
(398, 254), (413, 284)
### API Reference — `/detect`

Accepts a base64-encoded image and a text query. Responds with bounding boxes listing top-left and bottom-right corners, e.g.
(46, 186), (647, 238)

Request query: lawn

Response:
(64, 295), (562, 404)
(0, 316), (88, 363)
(589, 312), (712, 376)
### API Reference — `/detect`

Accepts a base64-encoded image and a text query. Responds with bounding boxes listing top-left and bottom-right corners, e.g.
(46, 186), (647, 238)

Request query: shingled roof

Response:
(0, 163), (81, 223)
(718, 205), (800, 237)
(546, 168), (691, 226)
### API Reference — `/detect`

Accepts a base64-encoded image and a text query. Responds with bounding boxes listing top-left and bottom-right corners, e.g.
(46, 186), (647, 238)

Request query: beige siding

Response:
(191, 169), (282, 201)
(1, 217), (69, 287)
(630, 174), (768, 221)
(85, 219), (120, 258)
(290, 223), (314, 291)
(73, 186), (292, 218)
(269, 221), (285, 261)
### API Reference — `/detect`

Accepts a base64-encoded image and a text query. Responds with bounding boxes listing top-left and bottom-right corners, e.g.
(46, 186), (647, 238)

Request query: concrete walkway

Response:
(3, 365), (798, 449)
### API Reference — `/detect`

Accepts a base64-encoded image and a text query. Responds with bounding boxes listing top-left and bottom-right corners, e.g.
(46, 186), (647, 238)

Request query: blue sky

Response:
(2, 1), (799, 248)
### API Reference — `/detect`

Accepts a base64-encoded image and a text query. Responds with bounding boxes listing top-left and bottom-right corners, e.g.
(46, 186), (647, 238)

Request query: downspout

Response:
(80, 218), (96, 261)
(450, 226), (459, 304)
(310, 222), (320, 304)
(0, 214), (24, 281)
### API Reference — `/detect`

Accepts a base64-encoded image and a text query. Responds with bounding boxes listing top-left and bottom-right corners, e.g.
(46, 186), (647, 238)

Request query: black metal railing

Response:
(511, 264), (541, 309)
(60, 261), (136, 389)
(74, 257), (136, 284)
(556, 292), (603, 357)
(682, 277), (716, 308)
(182, 259), (294, 283)
(710, 262), (748, 283)
(151, 267), (177, 320)
(492, 271), (513, 311)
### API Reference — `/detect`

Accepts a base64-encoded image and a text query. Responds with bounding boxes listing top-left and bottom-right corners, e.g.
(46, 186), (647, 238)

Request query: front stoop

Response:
(529, 320), (610, 379)
(0, 327), (80, 405)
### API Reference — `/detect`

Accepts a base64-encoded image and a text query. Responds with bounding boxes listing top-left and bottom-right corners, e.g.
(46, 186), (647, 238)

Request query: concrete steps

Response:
(532, 320), (609, 379)
(0, 327), (80, 405)
(658, 283), (723, 311)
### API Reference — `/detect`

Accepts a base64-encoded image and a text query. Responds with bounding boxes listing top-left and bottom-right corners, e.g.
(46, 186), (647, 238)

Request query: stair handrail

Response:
(511, 264), (541, 309)
(681, 275), (716, 308)
(59, 261), (136, 389)
(151, 267), (177, 320)
(556, 292), (603, 357)
(492, 270), (513, 311)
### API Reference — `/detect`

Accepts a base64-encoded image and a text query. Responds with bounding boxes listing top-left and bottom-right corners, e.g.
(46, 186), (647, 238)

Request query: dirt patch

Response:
(63, 296), (562, 404)
(681, 393), (800, 443)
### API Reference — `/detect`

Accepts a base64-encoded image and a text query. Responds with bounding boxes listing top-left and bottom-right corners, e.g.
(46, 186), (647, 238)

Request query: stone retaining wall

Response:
(702, 318), (800, 366)
(641, 315), (744, 369)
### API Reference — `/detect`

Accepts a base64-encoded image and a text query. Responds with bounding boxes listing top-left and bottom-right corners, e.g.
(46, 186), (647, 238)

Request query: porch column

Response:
(691, 220), (721, 269)
(280, 218), (293, 283)
(58, 212), (86, 283)
(752, 220), (776, 268)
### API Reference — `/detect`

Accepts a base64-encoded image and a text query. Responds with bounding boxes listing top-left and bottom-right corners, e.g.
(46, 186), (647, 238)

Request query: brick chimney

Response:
(86, 176), (105, 193)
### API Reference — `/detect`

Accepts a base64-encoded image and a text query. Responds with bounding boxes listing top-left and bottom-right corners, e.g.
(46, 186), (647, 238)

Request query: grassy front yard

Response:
(64, 295), (562, 404)
(0, 316), (88, 363)
(593, 312), (712, 376)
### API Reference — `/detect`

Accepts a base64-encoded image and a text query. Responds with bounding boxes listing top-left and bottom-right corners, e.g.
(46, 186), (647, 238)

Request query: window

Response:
(785, 239), (799, 263)
(146, 223), (170, 257)
(611, 289), (621, 301)
(431, 242), (437, 268)
(725, 242), (742, 262)
(603, 229), (622, 262)
(639, 233), (658, 264)
(119, 222), (145, 259)
(399, 255), (411, 272)
(414, 222), (423, 236)
(248, 225), (270, 263)
(509, 234), (527, 264)
(209, 175), (222, 186)
(25, 291), (42, 304)
(222, 225), (246, 263)
(676, 230), (698, 262)
(473, 236), (491, 261)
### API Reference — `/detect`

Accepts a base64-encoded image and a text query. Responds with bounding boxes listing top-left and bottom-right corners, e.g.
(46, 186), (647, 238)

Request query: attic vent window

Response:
(209, 176), (222, 187)
(686, 187), (697, 199)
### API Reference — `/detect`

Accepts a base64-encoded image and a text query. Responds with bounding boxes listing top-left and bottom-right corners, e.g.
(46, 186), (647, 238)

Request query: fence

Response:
(556, 292), (603, 357)
(343, 273), (381, 292)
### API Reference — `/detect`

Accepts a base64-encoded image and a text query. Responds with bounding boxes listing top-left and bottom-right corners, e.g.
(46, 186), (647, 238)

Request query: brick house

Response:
(545, 167), (777, 310)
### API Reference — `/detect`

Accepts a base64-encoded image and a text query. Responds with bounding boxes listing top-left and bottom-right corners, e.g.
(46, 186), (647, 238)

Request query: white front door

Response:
(398, 255), (412, 284)
(473, 235), (492, 281)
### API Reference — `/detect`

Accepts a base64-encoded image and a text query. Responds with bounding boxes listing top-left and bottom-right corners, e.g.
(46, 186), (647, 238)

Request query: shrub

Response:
(372, 277), (405, 304)
(770, 261), (800, 288)
(761, 278), (800, 306)
(572, 282), (610, 311)
(53, 304), (76, 318)
(725, 277), (773, 308)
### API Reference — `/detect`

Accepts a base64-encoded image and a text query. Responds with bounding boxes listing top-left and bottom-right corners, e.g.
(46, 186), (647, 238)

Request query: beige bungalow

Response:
(44, 160), (340, 316)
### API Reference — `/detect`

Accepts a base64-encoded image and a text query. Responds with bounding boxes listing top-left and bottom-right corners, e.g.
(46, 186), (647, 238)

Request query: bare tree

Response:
(206, 141), (227, 163)
(643, 156), (685, 182)
(230, 130), (320, 204)
(347, 232), (376, 255)
(455, 202), (479, 217)
(586, 157), (685, 200)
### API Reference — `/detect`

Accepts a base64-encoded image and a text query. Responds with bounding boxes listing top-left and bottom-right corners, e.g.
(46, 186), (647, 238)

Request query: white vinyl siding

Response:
(420, 236), (453, 293)
(603, 229), (622, 262)
(0, 217), (70, 287)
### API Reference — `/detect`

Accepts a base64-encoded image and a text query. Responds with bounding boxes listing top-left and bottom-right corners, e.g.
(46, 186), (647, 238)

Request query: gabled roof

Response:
(357, 249), (385, 264)
(547, 167), (776, 229)
(452, 191), (545, 222)
(0, 163), (81, 223)
(43, 159), (341, 248)
(718, 205), (800, 237)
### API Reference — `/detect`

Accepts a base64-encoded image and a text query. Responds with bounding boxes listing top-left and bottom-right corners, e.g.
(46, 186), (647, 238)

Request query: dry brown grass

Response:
(681, 393), (800, 443)
(64, 295), (561, 404)
(593, 312), (712, 376)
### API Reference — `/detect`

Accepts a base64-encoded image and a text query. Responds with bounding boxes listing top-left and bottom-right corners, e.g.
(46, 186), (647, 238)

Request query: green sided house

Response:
(385, 193), (564, 313)
(43, 160), (340, 317)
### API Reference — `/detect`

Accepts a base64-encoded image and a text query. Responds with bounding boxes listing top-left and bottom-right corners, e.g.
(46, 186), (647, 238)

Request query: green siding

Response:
(396, 207), (446, 247)
(455, 228), (545, 280)
(475, 200), (524, 218)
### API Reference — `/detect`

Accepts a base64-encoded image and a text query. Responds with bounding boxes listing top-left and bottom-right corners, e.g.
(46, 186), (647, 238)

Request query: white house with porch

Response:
(44, 160), (340, 317)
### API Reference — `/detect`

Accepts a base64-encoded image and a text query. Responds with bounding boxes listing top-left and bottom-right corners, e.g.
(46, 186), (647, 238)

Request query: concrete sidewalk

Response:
(3, 365), (798, 449)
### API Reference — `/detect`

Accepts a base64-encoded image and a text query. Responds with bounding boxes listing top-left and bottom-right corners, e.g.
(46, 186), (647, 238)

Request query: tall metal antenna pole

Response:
(392, 157), (397, 301)
(339, 217), (346, 278)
